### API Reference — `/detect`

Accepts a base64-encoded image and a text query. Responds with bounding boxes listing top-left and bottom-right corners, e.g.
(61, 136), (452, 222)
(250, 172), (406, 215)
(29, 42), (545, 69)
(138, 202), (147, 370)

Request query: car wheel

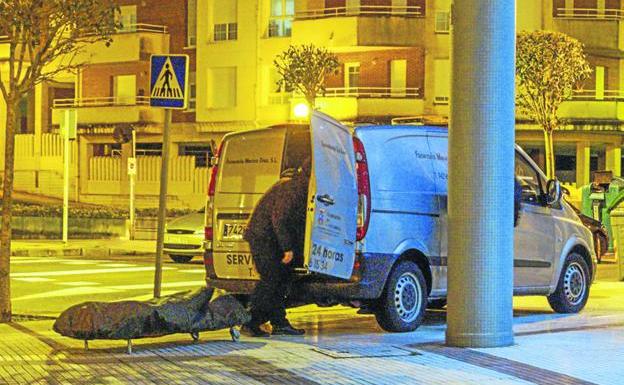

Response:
(375, 260), (427, 333)
(547, 252), (590, 314)
(427, 298), (447, 310)
(169, 255), (193, 263)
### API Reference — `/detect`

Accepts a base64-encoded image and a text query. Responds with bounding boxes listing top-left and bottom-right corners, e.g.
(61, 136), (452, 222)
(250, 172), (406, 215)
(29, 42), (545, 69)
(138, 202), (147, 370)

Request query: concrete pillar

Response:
(576, 142), (591, 187)
(446, 0), (515, 348)
(606, 144), (622, 178)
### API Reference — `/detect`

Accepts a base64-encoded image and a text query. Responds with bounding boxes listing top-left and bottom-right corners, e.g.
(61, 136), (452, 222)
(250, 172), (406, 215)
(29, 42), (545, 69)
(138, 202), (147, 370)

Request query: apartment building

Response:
(195, 0), (624, 194)
(10, 0), (216, 209)
(5, 0), (624, 208)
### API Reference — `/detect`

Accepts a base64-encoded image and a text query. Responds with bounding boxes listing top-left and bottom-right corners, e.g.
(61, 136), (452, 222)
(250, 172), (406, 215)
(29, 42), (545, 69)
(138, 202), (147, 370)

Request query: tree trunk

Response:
(0, 100), (17, 323)
(543, 129), (555, 180)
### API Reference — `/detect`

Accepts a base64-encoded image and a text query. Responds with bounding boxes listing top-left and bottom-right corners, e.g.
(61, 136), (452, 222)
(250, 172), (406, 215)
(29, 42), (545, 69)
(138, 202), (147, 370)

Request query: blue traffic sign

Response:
(150, 55), (189, 109)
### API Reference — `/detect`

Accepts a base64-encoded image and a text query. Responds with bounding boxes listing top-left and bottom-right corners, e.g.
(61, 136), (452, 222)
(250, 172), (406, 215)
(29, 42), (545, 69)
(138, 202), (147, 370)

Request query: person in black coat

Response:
(241, 160), (310, 337)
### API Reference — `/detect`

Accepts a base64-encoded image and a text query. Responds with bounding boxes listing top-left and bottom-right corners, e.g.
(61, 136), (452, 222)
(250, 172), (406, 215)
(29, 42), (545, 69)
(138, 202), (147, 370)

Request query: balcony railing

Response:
(53, 96), (150, 108)
(117, 23), (168, 34)
(571, 89), (624, 101)
(555, 8), (624, 20)
(296, 5), (422, 20)
(322, 87), (421, 98)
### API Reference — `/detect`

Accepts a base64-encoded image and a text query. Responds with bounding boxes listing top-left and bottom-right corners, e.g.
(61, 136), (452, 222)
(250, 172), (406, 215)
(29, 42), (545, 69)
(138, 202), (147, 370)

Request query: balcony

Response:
(554, 8), (623, 51)
(51, 96), (164, 126)
(557, 89), (624, 121)
(300, 87), (424, 120)
(74, 24), (170, 64)
(292, 6), (425, 48)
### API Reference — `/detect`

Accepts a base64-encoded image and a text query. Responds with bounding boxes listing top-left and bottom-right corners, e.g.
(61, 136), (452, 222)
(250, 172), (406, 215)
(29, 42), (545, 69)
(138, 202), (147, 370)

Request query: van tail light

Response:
(205, 142), (223, 242)
(353, 137), (371, 241)
(207, 142), (223, 198)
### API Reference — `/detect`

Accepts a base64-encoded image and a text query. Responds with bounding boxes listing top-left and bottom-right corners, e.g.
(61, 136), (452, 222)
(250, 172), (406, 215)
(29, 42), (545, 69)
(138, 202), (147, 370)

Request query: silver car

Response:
(164, 209), (205, 263)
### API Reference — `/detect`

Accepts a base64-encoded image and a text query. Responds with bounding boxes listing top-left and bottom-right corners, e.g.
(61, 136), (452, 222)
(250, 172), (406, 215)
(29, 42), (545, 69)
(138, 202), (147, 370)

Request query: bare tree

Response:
(516, 31), (591, 179)
(274, 44), (339, 108)
(0, 0), (120, 322)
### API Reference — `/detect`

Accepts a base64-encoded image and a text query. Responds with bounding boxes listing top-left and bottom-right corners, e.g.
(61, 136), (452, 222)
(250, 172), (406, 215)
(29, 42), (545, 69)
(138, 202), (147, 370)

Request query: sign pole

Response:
(149, 54), (189, 298)
(129, 129), (136, 240)
(154, 108), (171, 298)
(62, 117), (70, 244)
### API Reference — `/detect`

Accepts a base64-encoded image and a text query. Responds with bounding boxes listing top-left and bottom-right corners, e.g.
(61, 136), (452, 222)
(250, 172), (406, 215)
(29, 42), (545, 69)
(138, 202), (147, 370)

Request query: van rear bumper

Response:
(205, 276), (381, 301)
(205, 252), (394, 302)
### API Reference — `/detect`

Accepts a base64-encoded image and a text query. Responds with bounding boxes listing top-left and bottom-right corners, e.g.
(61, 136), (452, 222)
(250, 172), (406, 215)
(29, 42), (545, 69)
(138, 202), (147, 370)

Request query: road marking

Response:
(108, 281), (205, 290)
(61, 261), (98, 265)
(56, 281), (100, 287)
(13, 287), (122, 301)
(12, 277), (56, 283)
(96, 263), (136, 268)
(12, 266), (174, 278)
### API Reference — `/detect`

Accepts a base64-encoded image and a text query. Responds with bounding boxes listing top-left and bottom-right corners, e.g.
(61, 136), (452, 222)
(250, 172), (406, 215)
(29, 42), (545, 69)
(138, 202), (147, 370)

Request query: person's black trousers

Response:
(248, 254), (292, 328)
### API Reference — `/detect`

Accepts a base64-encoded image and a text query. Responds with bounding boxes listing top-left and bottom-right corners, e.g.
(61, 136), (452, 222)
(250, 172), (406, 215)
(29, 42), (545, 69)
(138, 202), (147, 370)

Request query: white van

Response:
(203, 111), (597, 332)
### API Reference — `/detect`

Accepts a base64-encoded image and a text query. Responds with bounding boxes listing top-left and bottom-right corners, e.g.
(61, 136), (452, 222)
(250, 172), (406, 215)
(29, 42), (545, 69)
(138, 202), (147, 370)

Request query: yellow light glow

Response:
(294, 103), (310, 119)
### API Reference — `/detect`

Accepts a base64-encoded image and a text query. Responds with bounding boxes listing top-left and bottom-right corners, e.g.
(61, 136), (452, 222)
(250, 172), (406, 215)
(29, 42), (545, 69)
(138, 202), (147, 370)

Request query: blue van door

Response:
(306, 111), (358, 279)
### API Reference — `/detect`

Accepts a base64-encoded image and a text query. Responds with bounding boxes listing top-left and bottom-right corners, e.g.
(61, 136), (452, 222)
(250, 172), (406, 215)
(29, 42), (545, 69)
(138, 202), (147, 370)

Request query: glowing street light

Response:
(293, 102), (310, 120)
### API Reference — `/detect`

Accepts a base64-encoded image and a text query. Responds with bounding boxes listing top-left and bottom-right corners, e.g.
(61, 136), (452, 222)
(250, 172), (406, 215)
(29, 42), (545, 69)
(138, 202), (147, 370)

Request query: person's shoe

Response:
(272, 324), (305, 336)
(241, 324), (270, 338)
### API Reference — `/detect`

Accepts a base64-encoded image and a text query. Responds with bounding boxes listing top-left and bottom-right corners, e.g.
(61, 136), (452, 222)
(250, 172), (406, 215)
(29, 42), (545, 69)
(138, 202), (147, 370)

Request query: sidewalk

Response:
(2, 306), (624, 385)
(10, 239), (156, 258)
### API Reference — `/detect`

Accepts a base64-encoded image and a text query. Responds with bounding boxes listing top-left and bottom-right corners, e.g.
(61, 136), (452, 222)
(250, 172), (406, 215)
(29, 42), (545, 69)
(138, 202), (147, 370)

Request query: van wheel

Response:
(375, 260), (427, 333)
(169, 255), (193, 263)
(547, 252), (590, 313)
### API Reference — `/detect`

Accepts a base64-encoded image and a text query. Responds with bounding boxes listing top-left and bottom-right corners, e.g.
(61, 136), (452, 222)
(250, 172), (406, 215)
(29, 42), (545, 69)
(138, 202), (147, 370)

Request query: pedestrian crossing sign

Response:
(150, 55), (189, 109)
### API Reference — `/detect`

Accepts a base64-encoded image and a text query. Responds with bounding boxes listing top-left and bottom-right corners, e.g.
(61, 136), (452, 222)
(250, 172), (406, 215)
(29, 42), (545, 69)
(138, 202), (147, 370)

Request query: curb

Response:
(11, 247), (155, 258)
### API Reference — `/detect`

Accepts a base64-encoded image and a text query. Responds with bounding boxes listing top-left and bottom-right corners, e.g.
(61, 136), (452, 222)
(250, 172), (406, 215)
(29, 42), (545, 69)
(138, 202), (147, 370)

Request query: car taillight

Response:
(353, 137), (371, 241)
(205, 143), (223, 242)
(207, 142), (223, 198)
(204, 226), (213, 241)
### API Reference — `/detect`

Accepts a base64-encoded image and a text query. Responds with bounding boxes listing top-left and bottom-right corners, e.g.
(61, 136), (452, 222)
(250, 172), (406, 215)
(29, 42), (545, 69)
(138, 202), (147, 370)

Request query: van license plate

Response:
(222, 223), (246, 240)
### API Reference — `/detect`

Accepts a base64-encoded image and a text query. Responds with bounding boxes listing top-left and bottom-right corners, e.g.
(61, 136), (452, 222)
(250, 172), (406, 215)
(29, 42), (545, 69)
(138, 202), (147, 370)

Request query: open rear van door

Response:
(305, 111), (358, 279)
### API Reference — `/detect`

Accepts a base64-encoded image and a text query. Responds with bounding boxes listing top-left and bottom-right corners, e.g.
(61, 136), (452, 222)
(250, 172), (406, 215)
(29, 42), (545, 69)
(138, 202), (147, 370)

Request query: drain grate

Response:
(11, 314), (56, 322)
(312, 344), (420, 359)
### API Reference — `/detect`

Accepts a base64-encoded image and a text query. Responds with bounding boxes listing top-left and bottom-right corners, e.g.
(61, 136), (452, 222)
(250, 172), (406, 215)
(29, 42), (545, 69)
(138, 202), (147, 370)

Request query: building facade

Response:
(4, 0), (624, 208)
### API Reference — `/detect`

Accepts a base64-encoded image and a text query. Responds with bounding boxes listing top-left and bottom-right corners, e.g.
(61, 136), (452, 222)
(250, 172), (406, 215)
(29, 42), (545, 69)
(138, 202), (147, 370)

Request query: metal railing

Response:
(117, 23), (168, 34)
(571, 89), (624, 101)
(555, 8), (624, 20)
(53, 96), (151, 108)
(322, 87), (421, 98)
(296, 5), (422, 20)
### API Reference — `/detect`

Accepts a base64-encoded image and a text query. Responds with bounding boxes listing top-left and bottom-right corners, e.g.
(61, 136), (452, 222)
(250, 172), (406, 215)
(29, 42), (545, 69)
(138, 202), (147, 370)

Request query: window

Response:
(269, 0), (294, 38)
(213, 0), (237, 41)
(179, 143), (214, 167)
(136, 143), (162, 157)
(515, 152), (543, 205)
(113, 75), (136, 105)
(118, 5), (137, 32)
(188, 72), (196, 111)
(265, 66), (291, 105)
(390, 59), (407, 97)
(93, 143), (122, 157)
(214, 23), (237, 41)
(433, 59), (450, 104)
(435, 11), (450, 33)
(345, 63), (360, 93)
(208, 67), (237, 108)
(187, 0), (197, 46)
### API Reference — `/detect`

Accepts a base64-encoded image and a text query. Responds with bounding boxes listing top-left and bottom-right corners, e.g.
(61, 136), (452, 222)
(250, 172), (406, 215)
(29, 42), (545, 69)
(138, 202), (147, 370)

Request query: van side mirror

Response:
(545, 179), (562, 205)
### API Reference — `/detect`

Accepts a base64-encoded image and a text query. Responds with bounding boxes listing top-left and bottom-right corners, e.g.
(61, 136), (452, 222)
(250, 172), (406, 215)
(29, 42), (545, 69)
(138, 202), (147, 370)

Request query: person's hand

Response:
(282, 251), (294, 265)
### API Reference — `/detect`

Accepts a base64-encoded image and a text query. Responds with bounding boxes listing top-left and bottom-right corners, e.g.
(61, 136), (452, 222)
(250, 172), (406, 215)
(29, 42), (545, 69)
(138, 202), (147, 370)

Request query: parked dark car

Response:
(570, 204), (608, 263)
